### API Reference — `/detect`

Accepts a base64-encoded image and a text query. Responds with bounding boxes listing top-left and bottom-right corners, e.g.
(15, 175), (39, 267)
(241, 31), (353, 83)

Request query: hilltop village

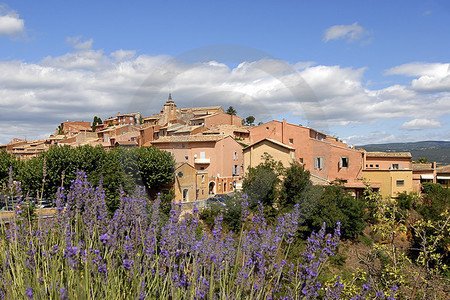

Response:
(2, 94), (449, 201)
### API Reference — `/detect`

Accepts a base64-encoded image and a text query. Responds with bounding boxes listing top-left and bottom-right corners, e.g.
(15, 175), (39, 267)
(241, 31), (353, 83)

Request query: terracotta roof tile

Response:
(437, 164), (450, 173)
(412, 163), (434, 171)
(366, 151), (412, 158)
(243, 138), (295, 150)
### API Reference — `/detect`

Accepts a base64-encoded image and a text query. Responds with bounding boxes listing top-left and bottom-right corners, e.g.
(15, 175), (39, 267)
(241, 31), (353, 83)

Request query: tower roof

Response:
(165, 93), (174, 104)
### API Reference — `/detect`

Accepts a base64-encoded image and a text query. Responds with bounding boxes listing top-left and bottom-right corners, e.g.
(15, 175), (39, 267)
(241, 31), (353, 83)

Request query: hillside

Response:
(359, 141), (450, 165)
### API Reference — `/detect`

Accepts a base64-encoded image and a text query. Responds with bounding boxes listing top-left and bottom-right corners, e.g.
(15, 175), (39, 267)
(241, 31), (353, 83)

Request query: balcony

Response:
(194, 158), (210, 164)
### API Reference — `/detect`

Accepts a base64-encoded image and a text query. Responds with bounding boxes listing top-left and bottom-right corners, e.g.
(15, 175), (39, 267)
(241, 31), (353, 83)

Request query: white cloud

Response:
(386, 62), (450, 92)
(323, 22), (365, 42)
(66, 36), (93, 50)
(0, 42), (449, 144)
(401, 119), (442, 130)
(111, 50), (136, 62)
(0, 5), (25, 37)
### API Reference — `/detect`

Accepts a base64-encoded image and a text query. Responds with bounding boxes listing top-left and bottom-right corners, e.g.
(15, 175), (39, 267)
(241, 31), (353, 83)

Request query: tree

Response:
(0, 150), (20, 187)
(279, 162), (311, 211)
(92, 116), (103, 131)
(245, 116), (255, 126)
(226, 106), (237, 116)
(136, 146), (175, 197)
(242, 153), (283, 222)
(56, 125), (65, 135)
(305, 183), (366, 239)
(418, 183), (450, 221)
(416, 157), (430, 164)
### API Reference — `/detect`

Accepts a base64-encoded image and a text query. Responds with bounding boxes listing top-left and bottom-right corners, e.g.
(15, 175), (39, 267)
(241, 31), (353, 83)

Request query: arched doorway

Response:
(209, 181), (216, 195)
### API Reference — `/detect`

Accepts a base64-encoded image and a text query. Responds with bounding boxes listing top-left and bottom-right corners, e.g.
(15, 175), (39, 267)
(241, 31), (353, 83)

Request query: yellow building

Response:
(174, 163), (209, 202)
(362, 151), (413, 198)
(362, 170), (413, 199)
(243, 138), (296, 173)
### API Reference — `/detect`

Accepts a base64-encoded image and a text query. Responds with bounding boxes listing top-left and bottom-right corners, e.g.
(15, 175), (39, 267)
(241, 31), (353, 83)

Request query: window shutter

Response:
(390, 164), (393, 170)
(399, 164), (402, 170)
(314, 158), (318, 169)
(339, 158), (343, 168)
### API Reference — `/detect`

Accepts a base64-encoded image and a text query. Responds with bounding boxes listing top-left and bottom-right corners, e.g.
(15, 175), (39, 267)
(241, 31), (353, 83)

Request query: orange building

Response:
(437, 165), (450, 188)
(248, 120), (365, 195)
(412, 163), (437, 192)
(151, 134), (243, 198)
(59, 121), (91, 136)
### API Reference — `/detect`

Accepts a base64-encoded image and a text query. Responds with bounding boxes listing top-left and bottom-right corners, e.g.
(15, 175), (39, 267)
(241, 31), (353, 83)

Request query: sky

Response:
(0, 0), (449, 145)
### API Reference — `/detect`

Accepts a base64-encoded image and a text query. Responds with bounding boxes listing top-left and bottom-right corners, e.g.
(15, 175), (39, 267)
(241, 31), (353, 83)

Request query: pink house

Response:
(190, 112), (242, 127)
(248, 120), (366, 195)
(151, 134), (243, 198)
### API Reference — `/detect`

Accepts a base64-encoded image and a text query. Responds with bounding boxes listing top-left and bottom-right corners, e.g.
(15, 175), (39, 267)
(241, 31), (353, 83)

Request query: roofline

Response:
(243, 138), (295, 150)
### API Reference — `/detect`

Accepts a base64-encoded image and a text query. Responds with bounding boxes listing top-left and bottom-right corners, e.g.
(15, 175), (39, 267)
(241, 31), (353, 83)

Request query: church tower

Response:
(160, 93), (178, 125)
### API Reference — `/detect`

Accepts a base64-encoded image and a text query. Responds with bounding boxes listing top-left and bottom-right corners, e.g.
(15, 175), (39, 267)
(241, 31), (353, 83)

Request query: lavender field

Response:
(0, 171), (417, 299)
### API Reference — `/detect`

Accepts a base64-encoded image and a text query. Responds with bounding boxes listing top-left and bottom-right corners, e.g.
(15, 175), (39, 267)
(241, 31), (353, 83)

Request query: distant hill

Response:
(358, 141), (450, 165)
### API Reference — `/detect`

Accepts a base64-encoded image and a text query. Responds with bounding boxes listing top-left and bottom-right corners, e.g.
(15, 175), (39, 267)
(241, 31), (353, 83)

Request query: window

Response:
(185, 156), (188, 161)
(201, 175), (205, 183)
(391, 164), (402, 170)
(289, 138), (293, 144)
(200, 167), (205, 170)
(234, 152), (238, 160)
(200, 151), (205, 159)
(375, 164), (379, 168)
(182, 143), (185, 148)
(396, 180), (404, 186)
(183, 189), (189, 202)
(266, 127), (269, 131)
(370, 164), (373, 168)
(314, 157), (323, 169)
(299, 158), (304, 164)
(339, 157), (349, 168)
(233, 165), (240, 176)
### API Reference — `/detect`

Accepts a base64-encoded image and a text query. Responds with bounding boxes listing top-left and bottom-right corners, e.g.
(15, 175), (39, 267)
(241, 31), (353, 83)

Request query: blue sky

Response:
(0, 0), (449, 145)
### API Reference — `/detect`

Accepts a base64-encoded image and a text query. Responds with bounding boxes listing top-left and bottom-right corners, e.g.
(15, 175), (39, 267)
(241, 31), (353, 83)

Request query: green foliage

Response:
(199, 205), (220, 230)
(416, 157), (430, 163)
(396, 191), (418, 210)
(329, 251), (347, 267)
(92, 116), (102, 131)
(245, 115), (255, 126)
(243, 163), (279, 210)
(222, 196), (244, 232)
(305, 183), (366, 239)
(56, 124), (64, 135)
(358, 234), (373, 247)
(11, 145), (175, 213)
(225, 106), (237, 116)
(418, 183), (450, 221)
(279, 162), (311, 212)
(160, 189), (175, 218)
(0, 150), (21, 187)
(136, 146), (175, 196)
